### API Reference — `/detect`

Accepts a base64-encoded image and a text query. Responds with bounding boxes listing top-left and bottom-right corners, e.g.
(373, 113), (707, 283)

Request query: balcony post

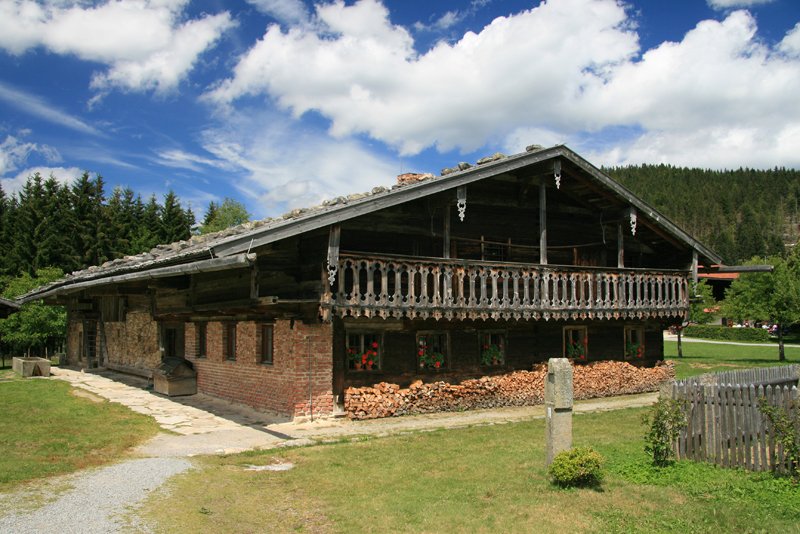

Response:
(539, 181), (547, 265)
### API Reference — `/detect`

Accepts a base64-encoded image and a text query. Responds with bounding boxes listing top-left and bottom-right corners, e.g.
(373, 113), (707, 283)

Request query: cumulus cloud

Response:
(198, 109), (399, 217)
(573, 10), (800, 168)
(205, 0), (800, 170)
(780, 22), (800, 57)
(205, 0), (637, 155)
(0, 0), (235, 95)
(707, 0), (775, 10)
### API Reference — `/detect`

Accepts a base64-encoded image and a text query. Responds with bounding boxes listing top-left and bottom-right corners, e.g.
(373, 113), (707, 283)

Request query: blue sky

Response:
(1, 0), (799, 219)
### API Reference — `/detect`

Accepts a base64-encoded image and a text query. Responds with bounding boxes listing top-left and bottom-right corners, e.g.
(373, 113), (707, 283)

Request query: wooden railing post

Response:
(325, 254), (691, 321)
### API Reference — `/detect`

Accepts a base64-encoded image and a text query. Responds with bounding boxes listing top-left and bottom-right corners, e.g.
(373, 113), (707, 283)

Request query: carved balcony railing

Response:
(321, 253), (689, 321)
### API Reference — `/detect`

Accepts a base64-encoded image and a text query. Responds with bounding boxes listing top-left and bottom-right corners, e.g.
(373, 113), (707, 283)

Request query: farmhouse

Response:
(22, 145), (721, 419)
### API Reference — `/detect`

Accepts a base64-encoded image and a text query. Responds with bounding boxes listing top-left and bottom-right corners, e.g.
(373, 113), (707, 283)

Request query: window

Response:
(479, 331), (506, 366)
(259, 324), (274, 364)
(417, 332), (448, 370)
(195, 323), (207, 358)
(624, 325), (645, 360)
(346, 332), (381, 371)
(564, 326), (588, 361)
(223, 322), (237, 361)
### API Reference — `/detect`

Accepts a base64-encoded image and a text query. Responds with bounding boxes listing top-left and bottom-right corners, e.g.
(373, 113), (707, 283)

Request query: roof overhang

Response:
(20, 253), (255, 303)
(20, 145), (724, 302)
(209, 145), (723, 265)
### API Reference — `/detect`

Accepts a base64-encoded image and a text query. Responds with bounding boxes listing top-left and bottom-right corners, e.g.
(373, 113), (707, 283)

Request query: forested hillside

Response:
(0, 172), (195, 280)
(606, 165), (800, 264)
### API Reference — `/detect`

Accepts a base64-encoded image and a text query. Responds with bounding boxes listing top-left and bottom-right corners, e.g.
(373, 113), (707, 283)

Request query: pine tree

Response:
(160, 191), (190, 243)
(131, 194), (161, 252)
(14, 173), (46, 275)
(71, 172), (111, 269)
(36, 176), (79, 272)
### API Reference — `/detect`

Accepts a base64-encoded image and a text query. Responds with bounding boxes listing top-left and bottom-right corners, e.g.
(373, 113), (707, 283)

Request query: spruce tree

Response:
(36, 177), (79, 272)
(160, 191), (190, 243)
(14, 173), (45, 275)
(131, 194), (161, 252)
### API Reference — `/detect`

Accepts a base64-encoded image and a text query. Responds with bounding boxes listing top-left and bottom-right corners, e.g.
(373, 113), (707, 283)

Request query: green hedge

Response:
(682, 325), (771, 342)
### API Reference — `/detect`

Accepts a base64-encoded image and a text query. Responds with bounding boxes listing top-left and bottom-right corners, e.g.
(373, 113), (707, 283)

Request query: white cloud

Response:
(568, 10), (800, 170)
(206, 0), (800, 170)
(198, 109), (399, 217)
(0, 81), (100, 135)
(414, 10), (464, 32)
(585, 123), (800, 169)
(1, 165), (81, 195)
(91, 12), (236, 95)
(707, 0), (775, 10)
(205, 0), (637, 155)
(246, 0), (309, 26)
(0, 134), (60, 176)
(779, 22), (800, 57)
(580, 11), (800, 132)
(0, 0), (235, 95)
(156, 148), (235, 172)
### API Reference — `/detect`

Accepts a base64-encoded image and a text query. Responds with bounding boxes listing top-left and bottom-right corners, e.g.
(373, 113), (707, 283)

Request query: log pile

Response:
(344, 360), (674, 420)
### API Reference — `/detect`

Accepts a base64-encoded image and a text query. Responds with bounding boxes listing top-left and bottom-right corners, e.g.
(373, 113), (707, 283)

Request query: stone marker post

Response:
(545, 358), (573, 466)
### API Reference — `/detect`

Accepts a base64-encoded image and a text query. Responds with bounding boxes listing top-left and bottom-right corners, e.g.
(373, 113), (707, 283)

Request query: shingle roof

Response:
(20, 144), (723, 302)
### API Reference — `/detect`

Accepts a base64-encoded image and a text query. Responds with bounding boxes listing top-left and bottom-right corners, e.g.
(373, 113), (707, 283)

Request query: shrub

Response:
(683, 325), (770, 343)
(642, 397), (687, 466)
(548, 447), (605, 487)
(757, 397), (799, 480)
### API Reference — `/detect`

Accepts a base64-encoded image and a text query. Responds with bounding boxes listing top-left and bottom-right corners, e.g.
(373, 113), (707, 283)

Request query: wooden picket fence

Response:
(678, 365), (800, 388)
(669, 366), (799, 473)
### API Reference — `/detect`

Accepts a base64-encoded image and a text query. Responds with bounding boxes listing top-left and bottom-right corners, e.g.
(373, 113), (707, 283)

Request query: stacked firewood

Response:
(344, 360), (674, 420)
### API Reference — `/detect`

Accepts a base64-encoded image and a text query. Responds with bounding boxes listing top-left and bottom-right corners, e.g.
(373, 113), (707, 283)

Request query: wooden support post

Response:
(327, 225), (341, 287)
(539, 181), (548, 265)
(691, 250), (698, 288)
(617, 223), (624, 269)
(443, 204), (451, 259)
(250, 262), (259, 300)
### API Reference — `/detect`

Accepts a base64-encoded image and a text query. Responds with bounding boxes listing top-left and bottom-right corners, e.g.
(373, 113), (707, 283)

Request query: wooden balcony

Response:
(321, 253), (689, 322)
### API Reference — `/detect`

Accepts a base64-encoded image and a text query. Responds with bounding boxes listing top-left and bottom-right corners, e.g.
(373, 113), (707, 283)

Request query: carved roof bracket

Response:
(456, 186), (467, 222)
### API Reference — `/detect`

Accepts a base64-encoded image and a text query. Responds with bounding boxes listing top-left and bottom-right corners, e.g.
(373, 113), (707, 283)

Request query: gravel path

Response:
(0, 458), (191, 533)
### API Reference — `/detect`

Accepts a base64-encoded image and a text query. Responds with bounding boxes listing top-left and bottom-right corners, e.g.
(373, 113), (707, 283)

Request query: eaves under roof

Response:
(20, 144), (723, 303)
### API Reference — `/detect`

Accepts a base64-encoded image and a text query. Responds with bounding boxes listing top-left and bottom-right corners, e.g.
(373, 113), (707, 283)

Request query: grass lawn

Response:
(139, 407), (800, 533)
(0, 372), (160, 490)
(664, 340), (800, 379)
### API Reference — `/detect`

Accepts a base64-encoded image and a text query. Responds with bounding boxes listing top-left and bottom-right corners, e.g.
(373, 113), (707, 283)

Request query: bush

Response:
(683, 325), (770, 343)
(548, 447), (605, 487)
(757, 397), (799, 480)
(642, 398), (687, 466)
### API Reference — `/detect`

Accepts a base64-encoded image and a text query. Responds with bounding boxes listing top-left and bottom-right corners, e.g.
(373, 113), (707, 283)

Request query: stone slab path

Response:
(51, 367), (658, 456)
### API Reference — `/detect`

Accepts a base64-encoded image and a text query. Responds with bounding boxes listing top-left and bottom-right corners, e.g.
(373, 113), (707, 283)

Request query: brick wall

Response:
(185, 319), (334, 419)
